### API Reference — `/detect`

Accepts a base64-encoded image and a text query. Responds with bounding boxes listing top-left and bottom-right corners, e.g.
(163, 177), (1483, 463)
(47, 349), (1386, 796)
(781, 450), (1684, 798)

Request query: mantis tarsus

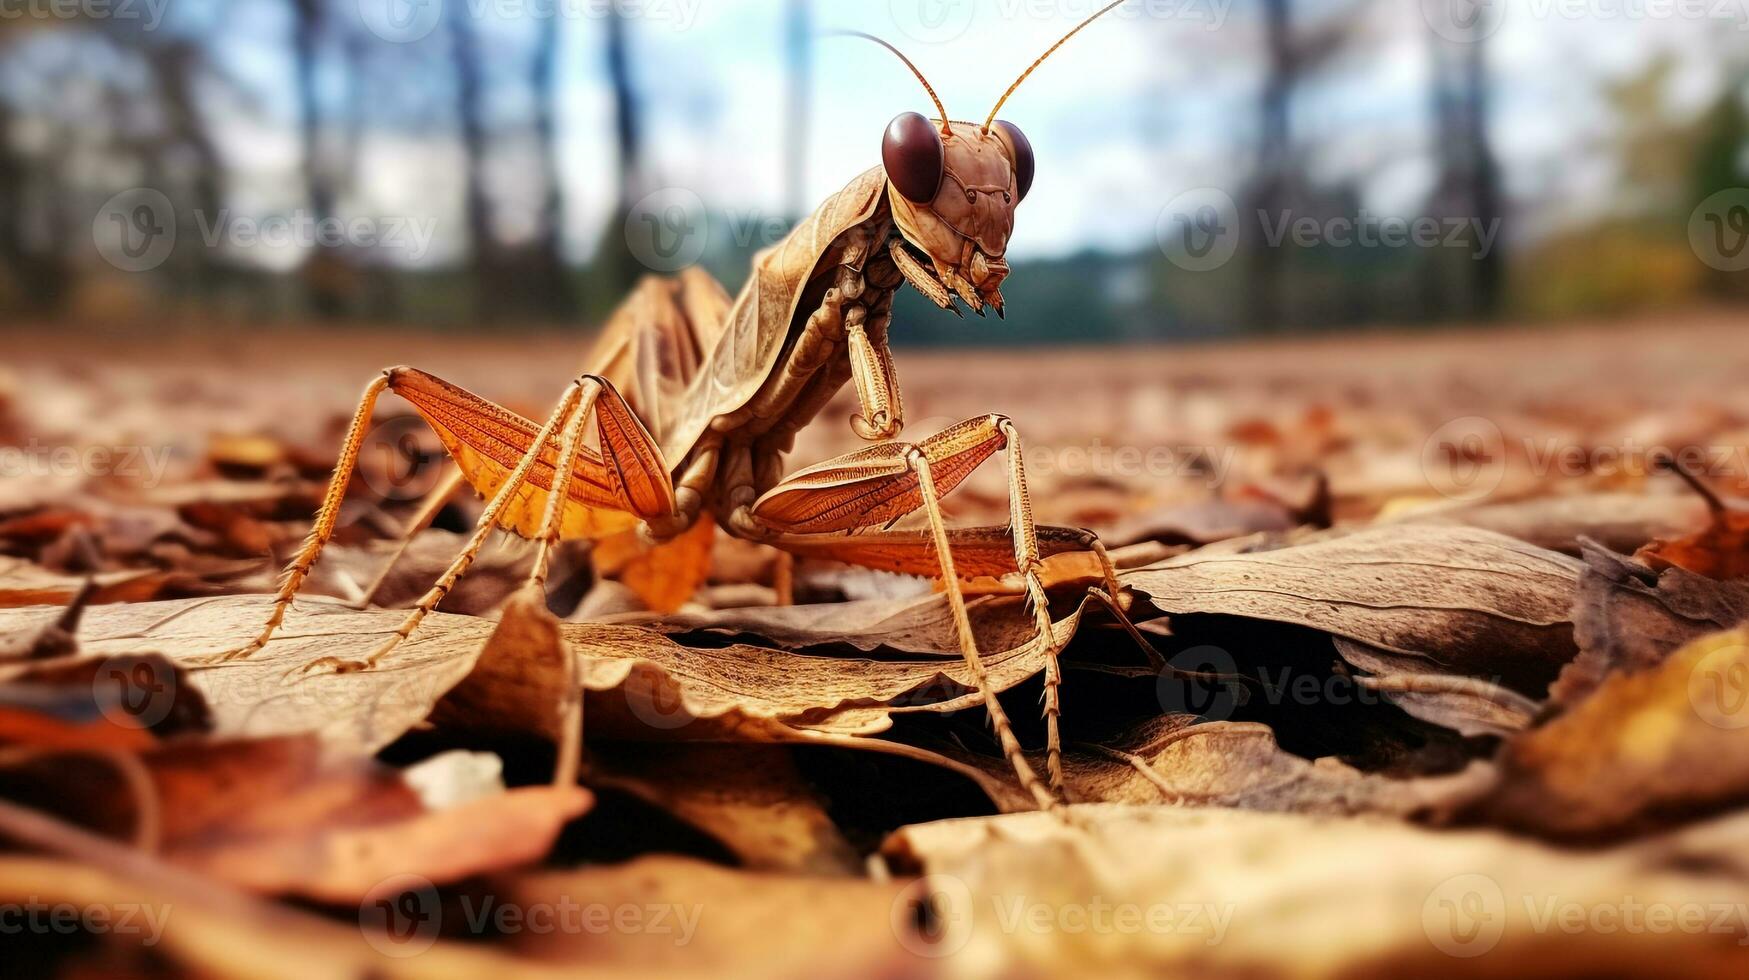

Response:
(211, 2), (1134, 812)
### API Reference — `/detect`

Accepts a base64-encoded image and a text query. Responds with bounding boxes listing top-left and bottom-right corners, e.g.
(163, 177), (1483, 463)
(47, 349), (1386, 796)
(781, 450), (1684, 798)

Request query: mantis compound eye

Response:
(882, 111), (945, 204)
(991, 119), (1034, 203)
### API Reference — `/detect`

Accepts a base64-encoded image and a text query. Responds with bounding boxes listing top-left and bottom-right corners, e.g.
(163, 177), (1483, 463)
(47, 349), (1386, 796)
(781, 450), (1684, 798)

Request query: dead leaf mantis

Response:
(209, 2), (1136, 812)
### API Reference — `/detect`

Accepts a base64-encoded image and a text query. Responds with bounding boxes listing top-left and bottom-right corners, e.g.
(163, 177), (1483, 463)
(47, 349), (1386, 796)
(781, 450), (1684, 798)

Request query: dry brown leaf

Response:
(1387, 492), (1711, 556)
(614, 590), (1057, 657)
(0, 731), (588, 902)
(883, 804), (1749, 978)
(938, 714), (1491, 815)
(0, 594), (1077, 756)
(584, 743), (859, 874)
(1636, 474), (1749, 579)
(0, 556), (173, 608)
(1479, 626), (1749, 840)
(1334, 637), (1540, 737)
(0, 806), (623, 979)
(592, 517), (715, 612)
(1550, 541), (1749, 707)
(1122, 525), (1582, 693)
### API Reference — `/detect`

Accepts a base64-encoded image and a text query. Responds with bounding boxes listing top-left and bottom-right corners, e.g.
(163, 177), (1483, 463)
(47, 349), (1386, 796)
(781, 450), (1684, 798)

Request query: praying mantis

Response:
(212, 2), (1134, 812)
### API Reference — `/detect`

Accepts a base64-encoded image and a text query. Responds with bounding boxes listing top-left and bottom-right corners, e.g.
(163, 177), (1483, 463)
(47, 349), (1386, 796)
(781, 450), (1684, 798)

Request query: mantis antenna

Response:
(827, 30), (953, 135)
(984, 0), (1129, 132)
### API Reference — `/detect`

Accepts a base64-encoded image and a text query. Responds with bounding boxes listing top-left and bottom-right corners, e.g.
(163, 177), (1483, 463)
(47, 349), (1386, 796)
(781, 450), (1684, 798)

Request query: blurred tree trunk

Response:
(1426, 24), (1504, 319)
(588, 2), (646, 307)
(527, 16), (574, 319)
(1245, 0), (1292, 333)
(291, 0), (344, 318)
(148, 42), (224, 306)
(447, 1), (498, 321)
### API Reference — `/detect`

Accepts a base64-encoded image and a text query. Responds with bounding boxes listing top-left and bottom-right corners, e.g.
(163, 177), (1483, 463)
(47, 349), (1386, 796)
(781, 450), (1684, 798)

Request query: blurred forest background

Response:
(0, 0), (1744, 345)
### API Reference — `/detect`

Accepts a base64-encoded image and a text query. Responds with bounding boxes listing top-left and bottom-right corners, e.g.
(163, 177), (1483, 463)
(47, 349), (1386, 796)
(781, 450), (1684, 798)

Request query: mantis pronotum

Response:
(210, 1), (1133, 811)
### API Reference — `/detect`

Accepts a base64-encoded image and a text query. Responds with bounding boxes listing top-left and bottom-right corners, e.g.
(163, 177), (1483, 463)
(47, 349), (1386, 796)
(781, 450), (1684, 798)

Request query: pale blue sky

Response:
(176, 0), (1744, 267)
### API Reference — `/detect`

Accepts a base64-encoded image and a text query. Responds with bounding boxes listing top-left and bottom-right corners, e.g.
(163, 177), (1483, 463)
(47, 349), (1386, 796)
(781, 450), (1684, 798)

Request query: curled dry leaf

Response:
(1334, 637), (1540, 738)
(1479, 626), (1749, 841)
(1122, 525), (1582, 693)
(1635, 470), (1749, 579)
(940, 714), (1492, 816)
(1550, 540), (1749, 708)
(1385, 492), (1710, 556)
(882, 804), (1749, 979)
(0, 730), (588, 903)
(583, 744), (860, 874)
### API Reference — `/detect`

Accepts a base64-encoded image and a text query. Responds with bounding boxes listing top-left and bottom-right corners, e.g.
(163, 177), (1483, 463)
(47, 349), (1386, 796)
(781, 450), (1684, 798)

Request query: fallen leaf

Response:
(584, 744), (860, 874)
(1550, 540), (1749, 707)
(1122, 525), (1582, 693)
(883, 804), (1749, 978)
(592, 517), (715, 613)
(1387, 492), (1710, 556)
(1479, 626), (1749, 840)
(0, 556), (172, 608)
(1047, 714), (1490, 815)
(1335, 637), (1540, 737)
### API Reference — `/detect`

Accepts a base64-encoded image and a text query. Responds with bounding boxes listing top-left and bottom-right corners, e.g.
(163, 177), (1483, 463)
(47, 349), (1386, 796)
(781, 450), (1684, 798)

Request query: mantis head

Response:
(840, 1), (1122, 317)
(882, 113), (1030, 316)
